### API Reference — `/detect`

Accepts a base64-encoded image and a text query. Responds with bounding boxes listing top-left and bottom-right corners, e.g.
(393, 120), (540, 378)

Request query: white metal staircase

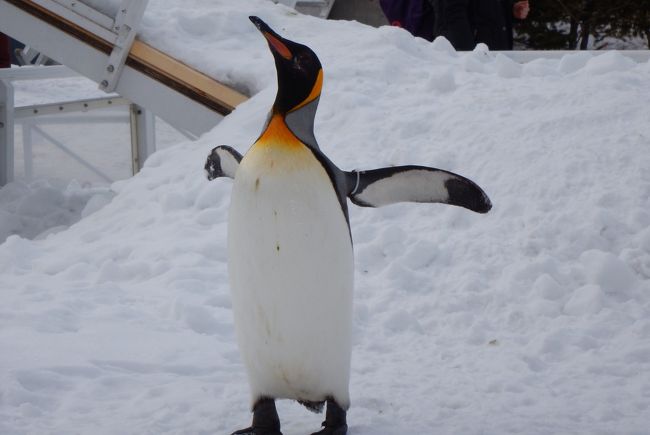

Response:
(0, 0), (248, 185)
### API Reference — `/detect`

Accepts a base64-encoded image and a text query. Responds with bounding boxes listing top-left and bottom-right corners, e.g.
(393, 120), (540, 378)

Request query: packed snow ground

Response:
(2, 1), (650, 434)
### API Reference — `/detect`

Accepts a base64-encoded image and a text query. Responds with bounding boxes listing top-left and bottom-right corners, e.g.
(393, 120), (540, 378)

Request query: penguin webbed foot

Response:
(231, 427), (282, 435)
(310, 399), (348, 435)
(310, 423), (348, 435)
(205, 145), (242, 180)
(231, 398), (282, 435)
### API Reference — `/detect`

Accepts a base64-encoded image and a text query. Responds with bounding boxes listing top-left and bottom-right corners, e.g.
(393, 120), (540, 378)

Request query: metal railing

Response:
(1, 65), (155, 186)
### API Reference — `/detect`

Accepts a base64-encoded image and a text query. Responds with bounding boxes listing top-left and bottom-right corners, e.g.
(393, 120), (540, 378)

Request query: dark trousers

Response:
(0, 33), (11, 68)
(432, 0), (513, 51)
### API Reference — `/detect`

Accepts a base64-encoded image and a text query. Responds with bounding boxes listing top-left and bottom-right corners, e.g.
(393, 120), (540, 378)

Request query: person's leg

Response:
(0, 34), (11, 68)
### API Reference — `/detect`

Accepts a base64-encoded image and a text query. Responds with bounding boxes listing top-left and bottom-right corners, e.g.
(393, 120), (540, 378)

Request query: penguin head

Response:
(250, 16), (323, 115)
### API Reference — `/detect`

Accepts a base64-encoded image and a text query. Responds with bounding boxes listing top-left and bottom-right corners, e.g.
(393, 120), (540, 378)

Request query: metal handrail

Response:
(1, 65), (155, 185)
(0, 65), (80, 80)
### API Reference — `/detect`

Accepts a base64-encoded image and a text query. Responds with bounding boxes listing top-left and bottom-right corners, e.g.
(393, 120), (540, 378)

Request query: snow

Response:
(2, 1), (650, 434)
(0, 179), (112, 242)
(2, 75), (187, 243)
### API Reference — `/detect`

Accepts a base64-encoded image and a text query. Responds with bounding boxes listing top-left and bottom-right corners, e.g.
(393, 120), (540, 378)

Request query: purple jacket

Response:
(380, 0), (435, 41)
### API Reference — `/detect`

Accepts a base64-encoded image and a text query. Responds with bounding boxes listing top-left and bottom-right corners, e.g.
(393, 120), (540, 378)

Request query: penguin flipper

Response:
(346, 165), (492, 213)
(205, 145), (243, 180)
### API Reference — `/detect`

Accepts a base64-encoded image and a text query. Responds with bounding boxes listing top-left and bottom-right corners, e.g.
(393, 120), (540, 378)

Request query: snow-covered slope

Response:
(1, 1), (649, 434)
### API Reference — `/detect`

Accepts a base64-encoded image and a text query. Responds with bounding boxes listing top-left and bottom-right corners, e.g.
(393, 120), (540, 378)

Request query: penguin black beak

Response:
(249, 16), (293, 60)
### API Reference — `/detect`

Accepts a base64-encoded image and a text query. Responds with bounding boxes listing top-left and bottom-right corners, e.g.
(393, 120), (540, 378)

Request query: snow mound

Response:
(0, 180), (113, 243)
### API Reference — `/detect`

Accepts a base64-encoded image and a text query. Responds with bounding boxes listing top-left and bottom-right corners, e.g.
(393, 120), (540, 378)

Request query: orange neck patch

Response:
(257, 114), (302, 150)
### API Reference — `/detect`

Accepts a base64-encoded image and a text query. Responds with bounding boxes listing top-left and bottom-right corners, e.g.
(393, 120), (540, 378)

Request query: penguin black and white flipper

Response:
(205, 145), (243, 180)
(346, 166), (492, 213)
(205, 149), (492, 215)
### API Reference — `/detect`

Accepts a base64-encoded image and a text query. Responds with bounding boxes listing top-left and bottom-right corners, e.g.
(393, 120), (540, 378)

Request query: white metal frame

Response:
(0, 80), (14, 185)
(0, 0), (223, 137)
(31, 0), (118, 43)
(129, 103), (155, 174)
(14, 95), (130, 119)
(100, 0), (148, 92)
(51, 0), (116, 29)
(0, 65), (79, 184)
(0, 64), (78, 80)
(15, 45), (53, 66)
(0, 65), (156, 185)
(28, 122), (116, 183)
(276, 0), (336, 19)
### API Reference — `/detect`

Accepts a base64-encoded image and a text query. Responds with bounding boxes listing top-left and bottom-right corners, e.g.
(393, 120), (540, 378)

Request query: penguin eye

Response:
(296, 53), (310, 65)
(292, 55), (308, 72)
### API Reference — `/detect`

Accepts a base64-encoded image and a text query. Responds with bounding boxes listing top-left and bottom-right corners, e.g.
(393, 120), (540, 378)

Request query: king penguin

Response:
(205, 16), (492, 435)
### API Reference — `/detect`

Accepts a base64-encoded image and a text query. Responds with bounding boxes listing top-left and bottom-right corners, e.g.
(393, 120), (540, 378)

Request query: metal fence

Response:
(1, 65), (155, 186)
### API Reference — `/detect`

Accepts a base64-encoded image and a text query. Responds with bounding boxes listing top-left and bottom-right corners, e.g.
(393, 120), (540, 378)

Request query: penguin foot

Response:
(310, 398), (347, 435)
(232, 398), (282, 435)
(309, 422), (347, 435)
(231, 427), (282, 435)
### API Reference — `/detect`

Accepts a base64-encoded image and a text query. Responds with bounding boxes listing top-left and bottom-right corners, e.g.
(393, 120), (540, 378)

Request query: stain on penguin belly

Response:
(227, 143), (354, 408)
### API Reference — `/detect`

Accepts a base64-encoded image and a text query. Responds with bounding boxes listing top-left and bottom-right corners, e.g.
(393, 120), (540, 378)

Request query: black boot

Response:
(231, 398), (282, 435)
(310, 399), (347, 435)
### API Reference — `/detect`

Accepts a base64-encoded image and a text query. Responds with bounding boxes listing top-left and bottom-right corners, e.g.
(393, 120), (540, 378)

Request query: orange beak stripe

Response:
(263, 32), (293, 60)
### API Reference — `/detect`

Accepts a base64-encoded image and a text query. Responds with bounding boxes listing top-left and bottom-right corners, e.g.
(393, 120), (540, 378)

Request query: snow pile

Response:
(0, 180), (112, 242)
(1, 1), (650, 434)
(4, 74), (186, 232)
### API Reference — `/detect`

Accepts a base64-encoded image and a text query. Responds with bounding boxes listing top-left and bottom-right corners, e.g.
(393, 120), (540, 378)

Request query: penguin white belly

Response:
(228, 140), (354, 409)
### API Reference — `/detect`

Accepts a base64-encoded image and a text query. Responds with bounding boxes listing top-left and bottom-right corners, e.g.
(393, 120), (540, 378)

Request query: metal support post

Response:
(1, 79), (15, 186)
(22, 119), (34, 180)
(129, 104), (155, 174)
(100, 0), (148, 93)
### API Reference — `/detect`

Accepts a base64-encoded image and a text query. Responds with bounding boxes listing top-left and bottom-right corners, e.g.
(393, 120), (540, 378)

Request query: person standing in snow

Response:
(0, 33), (11, 68)
(381, 0), (530, 49)
(431, 0), (530, 50)
(379, 0), (437, 40)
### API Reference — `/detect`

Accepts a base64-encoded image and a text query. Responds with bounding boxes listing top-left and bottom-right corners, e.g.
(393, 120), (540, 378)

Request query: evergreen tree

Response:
(514, 0), (650, 49)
